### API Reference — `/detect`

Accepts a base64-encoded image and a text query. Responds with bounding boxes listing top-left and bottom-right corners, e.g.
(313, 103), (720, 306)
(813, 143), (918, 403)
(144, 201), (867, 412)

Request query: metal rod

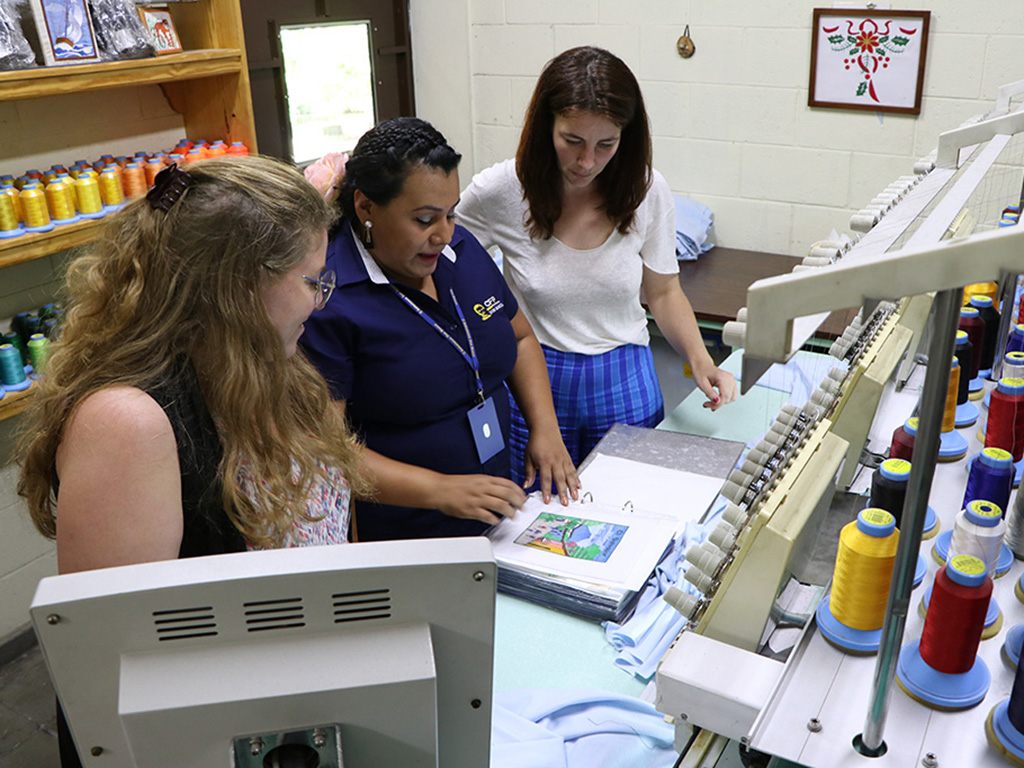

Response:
(991, 270), (1018, 381)
(860, 287), (963, 752)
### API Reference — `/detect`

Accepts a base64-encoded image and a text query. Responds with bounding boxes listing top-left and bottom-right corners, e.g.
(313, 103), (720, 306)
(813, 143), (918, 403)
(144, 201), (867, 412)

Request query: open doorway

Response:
(240, 0), (414, 164)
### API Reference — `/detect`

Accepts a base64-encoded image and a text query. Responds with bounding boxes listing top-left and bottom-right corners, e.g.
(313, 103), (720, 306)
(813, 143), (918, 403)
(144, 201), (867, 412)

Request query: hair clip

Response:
(146, 163), (194, 212)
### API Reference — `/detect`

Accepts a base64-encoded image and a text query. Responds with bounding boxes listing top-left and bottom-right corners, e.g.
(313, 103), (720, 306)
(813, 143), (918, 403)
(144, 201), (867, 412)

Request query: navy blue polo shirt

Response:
(300, 222), (520, 541)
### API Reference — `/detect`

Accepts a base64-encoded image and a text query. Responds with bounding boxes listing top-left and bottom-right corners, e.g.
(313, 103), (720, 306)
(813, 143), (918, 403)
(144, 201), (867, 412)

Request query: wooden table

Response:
(678, 247), (859, 342)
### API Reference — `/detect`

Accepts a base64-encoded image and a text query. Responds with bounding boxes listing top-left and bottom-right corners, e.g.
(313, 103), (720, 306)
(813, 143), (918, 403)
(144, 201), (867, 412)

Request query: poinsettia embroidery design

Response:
(822, 18), (920, 103)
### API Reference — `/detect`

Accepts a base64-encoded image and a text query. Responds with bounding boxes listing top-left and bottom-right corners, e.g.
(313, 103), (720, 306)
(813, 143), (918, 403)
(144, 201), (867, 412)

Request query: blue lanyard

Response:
(390, 284), (485, 404)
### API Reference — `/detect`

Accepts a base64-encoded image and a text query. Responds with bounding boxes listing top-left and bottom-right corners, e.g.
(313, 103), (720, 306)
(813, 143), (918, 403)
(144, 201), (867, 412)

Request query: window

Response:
(279, 22), (376, 164)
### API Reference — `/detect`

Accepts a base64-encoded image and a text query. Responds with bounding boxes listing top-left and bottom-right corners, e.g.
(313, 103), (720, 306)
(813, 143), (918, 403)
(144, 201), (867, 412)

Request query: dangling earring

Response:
(361, 219), (375, 249)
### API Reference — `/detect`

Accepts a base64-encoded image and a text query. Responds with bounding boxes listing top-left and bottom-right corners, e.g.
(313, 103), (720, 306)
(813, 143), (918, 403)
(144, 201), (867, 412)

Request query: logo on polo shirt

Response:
(473, 296), (504, 321)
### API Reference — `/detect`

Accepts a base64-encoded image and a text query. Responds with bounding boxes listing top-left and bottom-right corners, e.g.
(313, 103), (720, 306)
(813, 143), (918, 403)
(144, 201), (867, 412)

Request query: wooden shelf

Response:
(0, 49), (244, 102)
(0, 218), (101, 270)
(0, 383), (36, 423)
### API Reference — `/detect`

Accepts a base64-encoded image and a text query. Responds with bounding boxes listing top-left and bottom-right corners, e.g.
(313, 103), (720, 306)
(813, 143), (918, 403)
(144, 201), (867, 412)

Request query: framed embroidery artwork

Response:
(137, 5), (182, 55)
(30, 0), (99, 66)
(809, 8), (930, 115)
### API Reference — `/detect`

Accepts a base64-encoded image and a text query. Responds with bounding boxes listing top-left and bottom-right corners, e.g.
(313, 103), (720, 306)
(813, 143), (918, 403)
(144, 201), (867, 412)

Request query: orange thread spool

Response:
(942, 357), (960, 432)
(122, 162), (147, 199)
(227, 141), (249, 156)
(144, 158), (165, 187)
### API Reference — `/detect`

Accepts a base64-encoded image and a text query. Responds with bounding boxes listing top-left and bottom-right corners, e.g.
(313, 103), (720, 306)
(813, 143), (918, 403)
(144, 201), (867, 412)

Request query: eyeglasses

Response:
(302, 268), (336, 310)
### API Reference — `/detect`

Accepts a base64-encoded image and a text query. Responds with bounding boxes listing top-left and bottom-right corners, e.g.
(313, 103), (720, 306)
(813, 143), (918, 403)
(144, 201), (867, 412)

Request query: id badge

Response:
(468, 396), (505, 464)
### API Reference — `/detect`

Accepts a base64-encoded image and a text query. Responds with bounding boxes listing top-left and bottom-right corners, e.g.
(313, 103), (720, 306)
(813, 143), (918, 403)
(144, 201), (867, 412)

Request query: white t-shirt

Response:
(457, 159), (679, 354)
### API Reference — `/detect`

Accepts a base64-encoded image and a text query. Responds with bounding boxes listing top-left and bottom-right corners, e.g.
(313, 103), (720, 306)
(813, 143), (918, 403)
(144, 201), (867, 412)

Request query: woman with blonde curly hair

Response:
(19, 155), (368, 767)
(19, 154), (367, 564)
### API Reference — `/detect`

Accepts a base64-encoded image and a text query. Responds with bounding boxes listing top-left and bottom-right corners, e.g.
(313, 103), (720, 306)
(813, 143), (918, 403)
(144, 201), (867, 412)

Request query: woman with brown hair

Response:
(458, 46), (737, 479)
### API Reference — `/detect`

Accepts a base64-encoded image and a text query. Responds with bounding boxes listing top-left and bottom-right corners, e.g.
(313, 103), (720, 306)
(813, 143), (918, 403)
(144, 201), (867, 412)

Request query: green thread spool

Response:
(0, 344), (27, 386)
(26, 333), (50, 375)
(1, 332), (24, 365)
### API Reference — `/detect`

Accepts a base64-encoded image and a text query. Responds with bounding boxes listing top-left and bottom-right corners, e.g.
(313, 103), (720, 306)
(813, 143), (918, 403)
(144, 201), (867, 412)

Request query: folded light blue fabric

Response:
(491, 689), (678, 768)
(603, 519), (709, 680)
(675, 195), (714, 261)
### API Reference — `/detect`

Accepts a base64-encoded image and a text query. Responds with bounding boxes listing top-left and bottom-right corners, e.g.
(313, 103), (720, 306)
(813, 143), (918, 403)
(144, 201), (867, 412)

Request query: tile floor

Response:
(0, 643), (59, 767)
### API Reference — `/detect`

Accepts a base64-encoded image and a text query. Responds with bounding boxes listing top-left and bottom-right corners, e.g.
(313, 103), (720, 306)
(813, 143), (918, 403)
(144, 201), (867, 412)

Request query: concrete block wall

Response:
(0, 85), (185, 643)
(422, 0), (1024, 256)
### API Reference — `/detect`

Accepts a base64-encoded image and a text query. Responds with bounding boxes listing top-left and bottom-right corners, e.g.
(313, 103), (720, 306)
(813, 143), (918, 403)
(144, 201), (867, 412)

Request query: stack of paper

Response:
(486, 495), (679, 623)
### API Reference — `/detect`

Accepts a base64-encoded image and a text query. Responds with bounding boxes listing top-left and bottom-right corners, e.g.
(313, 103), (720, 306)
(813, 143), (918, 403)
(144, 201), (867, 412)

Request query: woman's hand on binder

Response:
(430, 474), (527, 526)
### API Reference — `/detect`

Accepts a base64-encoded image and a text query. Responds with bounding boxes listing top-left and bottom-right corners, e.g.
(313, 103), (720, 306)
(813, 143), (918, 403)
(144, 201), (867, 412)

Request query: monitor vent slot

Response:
(243, 597), (306, 632)
(332, 589), (391, 623)
(153, 606), (218, 642)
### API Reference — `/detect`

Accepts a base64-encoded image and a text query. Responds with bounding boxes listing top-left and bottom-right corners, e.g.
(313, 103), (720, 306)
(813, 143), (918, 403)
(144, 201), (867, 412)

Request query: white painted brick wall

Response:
(0, 464), (55, 640)
(444, 3), (1024, 255)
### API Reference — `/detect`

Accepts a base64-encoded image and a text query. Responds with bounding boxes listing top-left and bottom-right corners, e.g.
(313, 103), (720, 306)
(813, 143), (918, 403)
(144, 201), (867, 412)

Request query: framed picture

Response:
(808, 9), (930, 115)
(30, 0), (100, 66)
(137, 5), (182, 55)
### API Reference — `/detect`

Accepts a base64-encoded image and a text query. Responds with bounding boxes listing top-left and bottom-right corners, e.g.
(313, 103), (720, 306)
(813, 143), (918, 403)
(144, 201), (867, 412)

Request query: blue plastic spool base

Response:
(897, 638), (991, 709)
(939, 430), (969, 460)
(2, 377), (31, 393)
(923, 505), (939, 537)
(815, 595), (883, 654)
(931, 530), (1013, 577)
(0, 226), (25, 239)
(914, 554), (927, 587)
(989, 700), (1024, 761)
(1003, 622), (1024, 667)
(955, 401), (980, 428)
(970, 377), (985, 394)
(923, 584), (1001, 629)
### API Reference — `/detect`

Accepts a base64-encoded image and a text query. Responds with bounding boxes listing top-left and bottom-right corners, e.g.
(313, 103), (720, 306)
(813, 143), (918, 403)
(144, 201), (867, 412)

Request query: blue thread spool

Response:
(964, 447), (1014, 514)
(1008, 326), (1024, 357)
(0, 344), (29, 390)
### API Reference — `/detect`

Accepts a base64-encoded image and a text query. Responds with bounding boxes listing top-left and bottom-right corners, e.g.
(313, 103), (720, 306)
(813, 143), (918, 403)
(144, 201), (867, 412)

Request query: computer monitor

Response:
(30, 538), (496, 768)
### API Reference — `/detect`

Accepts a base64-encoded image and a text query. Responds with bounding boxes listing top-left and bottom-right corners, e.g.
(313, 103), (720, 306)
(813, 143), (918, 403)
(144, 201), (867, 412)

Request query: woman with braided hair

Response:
(301, 116), (579, 541)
